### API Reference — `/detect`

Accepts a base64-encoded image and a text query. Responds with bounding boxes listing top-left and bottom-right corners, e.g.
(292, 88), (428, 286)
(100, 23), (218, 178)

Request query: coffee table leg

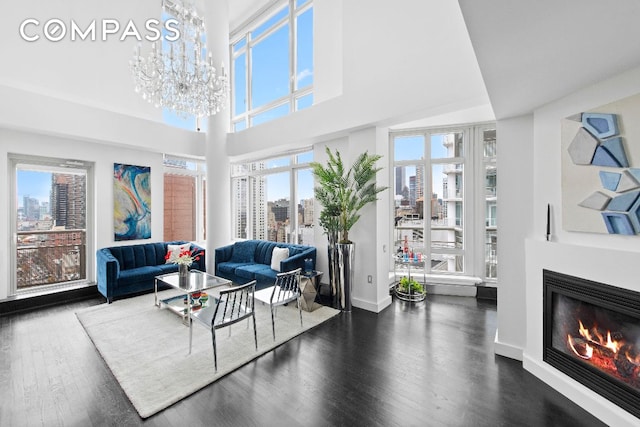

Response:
(188, 294), (192, 354)
(154, 278), (158, 307)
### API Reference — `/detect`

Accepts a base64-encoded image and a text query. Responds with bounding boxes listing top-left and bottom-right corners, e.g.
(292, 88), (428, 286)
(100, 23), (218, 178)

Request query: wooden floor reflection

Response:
(0, 293), (607, 426)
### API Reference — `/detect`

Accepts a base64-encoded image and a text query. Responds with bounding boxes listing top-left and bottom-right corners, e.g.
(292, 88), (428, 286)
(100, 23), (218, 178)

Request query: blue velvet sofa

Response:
(97, 241), (206, 303)
(214, 240), (316, 290)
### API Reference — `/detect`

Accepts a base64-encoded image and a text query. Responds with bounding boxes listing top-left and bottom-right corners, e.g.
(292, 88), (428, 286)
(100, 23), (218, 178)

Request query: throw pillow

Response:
(270, 247), (289, 272)
(165, 243), (191, 264)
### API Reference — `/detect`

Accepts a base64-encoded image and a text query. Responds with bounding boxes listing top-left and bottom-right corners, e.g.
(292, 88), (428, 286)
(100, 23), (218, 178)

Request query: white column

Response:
(204, 0), (231, 270)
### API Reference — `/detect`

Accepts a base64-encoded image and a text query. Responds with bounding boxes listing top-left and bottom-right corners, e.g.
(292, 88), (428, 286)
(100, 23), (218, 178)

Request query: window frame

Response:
(230, 150), (314, 244)
(9, 153), (94, 296)
(230, 0), (313, 131)
(390, 122), (496, 281)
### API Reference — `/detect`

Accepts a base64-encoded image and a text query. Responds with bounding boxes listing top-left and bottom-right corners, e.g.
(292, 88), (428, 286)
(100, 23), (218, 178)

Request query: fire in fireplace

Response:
(543, 269), (640, 419)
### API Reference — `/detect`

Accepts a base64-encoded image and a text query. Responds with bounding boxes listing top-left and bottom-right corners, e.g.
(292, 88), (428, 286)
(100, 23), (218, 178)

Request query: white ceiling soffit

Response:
(228, 0), (276, 32)
(458, 0), (640, 120)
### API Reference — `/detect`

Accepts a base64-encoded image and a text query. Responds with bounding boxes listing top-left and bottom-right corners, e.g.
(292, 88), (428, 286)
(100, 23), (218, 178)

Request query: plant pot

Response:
(327, 243), (339, 297)
(336, 242), (355, 311)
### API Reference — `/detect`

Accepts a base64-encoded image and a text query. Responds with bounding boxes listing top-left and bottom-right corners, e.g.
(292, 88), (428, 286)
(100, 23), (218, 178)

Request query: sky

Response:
(17, 170), (52, 208)
(394, 133), (456, 199)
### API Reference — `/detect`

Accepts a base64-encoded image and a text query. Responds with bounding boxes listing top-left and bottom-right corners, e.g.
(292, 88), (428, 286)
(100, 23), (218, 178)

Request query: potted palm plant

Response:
(311, 147), (387, 310)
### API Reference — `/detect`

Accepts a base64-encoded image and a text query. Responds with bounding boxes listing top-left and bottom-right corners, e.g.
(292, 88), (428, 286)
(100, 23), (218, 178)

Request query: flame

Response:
(605, 331), (618, 354)
(578, 320), (592, 341)
(568, 334), (592, 359)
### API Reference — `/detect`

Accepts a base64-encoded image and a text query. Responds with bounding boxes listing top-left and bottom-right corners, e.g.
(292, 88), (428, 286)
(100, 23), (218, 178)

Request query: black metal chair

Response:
(191, 280), (257, 371)
(254, 268), (303, 340)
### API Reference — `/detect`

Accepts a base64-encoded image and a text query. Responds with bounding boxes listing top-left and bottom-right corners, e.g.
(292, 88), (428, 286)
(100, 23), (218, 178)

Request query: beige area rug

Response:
(76, 290), (340, 418)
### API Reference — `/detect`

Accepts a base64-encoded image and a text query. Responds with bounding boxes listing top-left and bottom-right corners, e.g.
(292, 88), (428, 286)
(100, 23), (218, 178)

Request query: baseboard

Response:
(352, 295), (392, 313)
(476, 284), (497, 301)
(0, 284), (102, 316)
(425, 283), (477, 297)
(494, 330), (524, 361)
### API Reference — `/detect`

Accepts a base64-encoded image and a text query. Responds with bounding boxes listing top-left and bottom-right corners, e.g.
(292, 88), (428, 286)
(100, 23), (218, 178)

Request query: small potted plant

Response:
(396, 276), (426, 302)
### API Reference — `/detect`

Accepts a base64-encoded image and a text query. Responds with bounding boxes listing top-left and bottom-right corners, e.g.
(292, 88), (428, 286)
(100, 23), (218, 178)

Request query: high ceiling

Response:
(459, 0), (640, 119)
(228, 0), (273, 31)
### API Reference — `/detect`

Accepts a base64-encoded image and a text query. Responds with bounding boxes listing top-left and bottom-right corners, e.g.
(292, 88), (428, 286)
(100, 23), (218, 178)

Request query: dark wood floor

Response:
(0, 293), (607, 426)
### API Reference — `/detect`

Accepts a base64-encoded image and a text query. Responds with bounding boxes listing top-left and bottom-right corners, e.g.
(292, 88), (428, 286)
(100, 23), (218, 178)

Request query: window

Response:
(483, 128), (497, 280)
(231, 151), (314, 245)
(392, 124), (497, 280)
(163, 156), (207, 242)
(11, 155), (92, 295)
(231, 0), (313, 131)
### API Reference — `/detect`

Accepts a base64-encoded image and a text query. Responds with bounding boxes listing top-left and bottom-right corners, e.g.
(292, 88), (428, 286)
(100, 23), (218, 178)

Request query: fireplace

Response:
(543, 269), (640, 419)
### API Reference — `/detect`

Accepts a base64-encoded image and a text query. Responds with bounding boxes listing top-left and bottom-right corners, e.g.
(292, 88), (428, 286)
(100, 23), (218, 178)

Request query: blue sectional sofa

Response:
(214, 240), (316, 290)
(97, 241), (206, 303)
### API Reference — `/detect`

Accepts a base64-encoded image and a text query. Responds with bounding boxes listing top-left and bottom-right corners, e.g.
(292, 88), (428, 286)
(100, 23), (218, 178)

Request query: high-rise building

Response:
(395, 166), (405, 196)
(409, 175), (416, 207)
(23, 196), (40, 221)
(302, 198), (314, 225)
(233, 177), (248, 238)
(272, 198), (290, 222)
(50, 173), (86, 229)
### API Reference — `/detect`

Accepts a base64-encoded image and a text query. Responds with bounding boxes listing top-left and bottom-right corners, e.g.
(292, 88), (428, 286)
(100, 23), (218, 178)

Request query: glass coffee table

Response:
(155, 270), (233, 354)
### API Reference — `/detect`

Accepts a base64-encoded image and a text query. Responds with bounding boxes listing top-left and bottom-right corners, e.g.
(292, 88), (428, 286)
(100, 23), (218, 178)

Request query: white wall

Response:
(0, 128), (172, 300)
(0, 0), (166, 122)
(499, 66), (640, 426)
(494, 115), (534, 360)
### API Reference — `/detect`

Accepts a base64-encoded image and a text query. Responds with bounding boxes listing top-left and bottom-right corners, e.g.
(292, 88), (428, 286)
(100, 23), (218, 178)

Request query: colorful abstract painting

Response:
(114, 163), (151, 240)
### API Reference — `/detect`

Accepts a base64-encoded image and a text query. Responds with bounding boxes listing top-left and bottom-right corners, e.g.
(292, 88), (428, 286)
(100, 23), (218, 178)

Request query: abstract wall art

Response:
(562, 93), (640, 235)
(113, 163), (151, 241)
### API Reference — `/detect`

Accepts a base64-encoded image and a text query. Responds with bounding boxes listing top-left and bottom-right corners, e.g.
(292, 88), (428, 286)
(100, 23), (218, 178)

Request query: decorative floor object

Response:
(76, 290), (339, 418)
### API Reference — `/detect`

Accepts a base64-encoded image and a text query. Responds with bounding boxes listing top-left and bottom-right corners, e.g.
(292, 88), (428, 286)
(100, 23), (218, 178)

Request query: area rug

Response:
(76, 290), (340, 418)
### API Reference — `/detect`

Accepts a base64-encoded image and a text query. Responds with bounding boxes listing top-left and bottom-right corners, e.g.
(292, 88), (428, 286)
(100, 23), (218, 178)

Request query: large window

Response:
(11, 155), (93, 295)
(392, 124), (496, 280)
(231, 151), (314, 245)
(163, 156), (207, 242)
(230, 0), (313, 131)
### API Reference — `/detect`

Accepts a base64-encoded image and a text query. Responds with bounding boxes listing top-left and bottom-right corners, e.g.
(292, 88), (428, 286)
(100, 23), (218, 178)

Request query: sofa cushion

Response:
(254, 240), (276, 264)
(157, 263), (179, 275)
(270, 247), (289, 272)
(235, 264), (273, 280)
(217, 261), (252, 276)
(254, 268), (278, 284)
(118, 265), (165, 287)
(230, 240), (257, 263)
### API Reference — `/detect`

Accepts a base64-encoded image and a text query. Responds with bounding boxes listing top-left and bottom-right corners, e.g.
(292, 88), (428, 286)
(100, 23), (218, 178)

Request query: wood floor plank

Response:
(0, 294), (610, 426)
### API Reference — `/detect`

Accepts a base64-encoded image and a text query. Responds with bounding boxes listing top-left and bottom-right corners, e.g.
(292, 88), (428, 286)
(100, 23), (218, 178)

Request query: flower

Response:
(165, 248), (202, 267)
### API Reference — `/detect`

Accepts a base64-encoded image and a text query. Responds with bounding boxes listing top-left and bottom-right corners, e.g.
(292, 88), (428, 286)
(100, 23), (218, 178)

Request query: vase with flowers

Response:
(165, 247), (202, 286)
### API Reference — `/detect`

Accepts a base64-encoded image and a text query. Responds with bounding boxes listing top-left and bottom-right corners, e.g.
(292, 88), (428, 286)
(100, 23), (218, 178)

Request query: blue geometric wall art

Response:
(628, 168), (640, 182)
(578, 191), (611, 210)
(592, 145), (624, 167)
(568, 127), (599, 165)
(601, 191), (640, 234)
(562, 94), (640, 235)
(601, 212), (635, 235)
(616, 170), (640, 193)
(601, 137), (629, 167)
(599, 171), (621, 191)
(582, 113), (619, 139)
(606, 191), (640, 212)
(629, 194), (640, 233)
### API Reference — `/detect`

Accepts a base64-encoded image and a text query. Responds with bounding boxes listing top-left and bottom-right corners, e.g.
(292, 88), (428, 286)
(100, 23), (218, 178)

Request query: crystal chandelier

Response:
(130, 0), (228, 119)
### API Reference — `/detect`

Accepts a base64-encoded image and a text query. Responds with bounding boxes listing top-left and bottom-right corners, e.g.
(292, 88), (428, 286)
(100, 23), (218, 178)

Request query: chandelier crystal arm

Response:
(129, 0), (229, 119)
